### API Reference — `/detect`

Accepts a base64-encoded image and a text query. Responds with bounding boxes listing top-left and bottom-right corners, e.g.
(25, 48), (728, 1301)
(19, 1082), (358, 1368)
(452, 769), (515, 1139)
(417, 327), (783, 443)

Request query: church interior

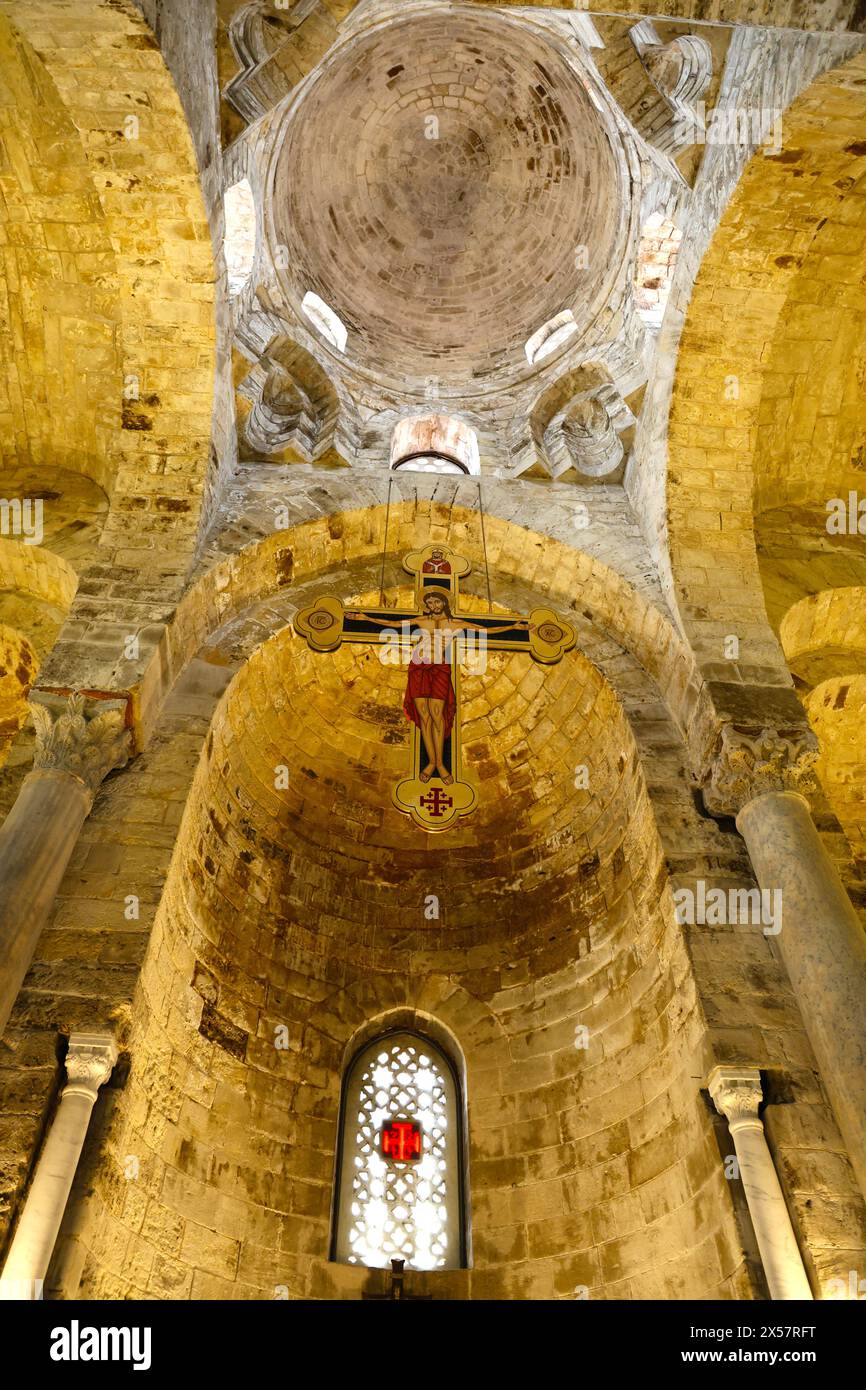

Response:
(0, 0), (865, 1304)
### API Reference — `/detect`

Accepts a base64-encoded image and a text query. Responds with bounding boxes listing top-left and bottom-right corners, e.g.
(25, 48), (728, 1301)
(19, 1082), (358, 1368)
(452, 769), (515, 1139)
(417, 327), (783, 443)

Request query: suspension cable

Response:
(477, 478), (493, 613)
(379, 474), (393, 608)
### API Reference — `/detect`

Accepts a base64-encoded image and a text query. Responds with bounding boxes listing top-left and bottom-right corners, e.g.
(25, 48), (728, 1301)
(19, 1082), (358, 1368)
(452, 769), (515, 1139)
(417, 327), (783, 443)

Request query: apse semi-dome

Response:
(267, 9), (628, 395)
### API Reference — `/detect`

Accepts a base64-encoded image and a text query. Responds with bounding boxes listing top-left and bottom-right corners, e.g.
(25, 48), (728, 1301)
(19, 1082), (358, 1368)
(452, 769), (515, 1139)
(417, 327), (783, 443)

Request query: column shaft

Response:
(0, 694), (129, 1039)
(709, 1066), (812, 1301)
(737, 791), (866, 1201)
(727, 1120), (812, 1300)
(0, 1034), (116, 1299)
(0, 772), (91, 1036)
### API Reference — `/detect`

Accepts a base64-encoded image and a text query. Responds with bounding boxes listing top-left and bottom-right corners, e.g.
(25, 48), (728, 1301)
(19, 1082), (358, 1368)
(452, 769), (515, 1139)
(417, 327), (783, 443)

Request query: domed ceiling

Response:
(267, 9), (628, 394)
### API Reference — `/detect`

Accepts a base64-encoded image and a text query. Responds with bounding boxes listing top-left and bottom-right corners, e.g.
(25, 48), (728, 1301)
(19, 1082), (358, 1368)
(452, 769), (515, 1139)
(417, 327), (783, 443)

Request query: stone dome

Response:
(268, 9), (627, 394)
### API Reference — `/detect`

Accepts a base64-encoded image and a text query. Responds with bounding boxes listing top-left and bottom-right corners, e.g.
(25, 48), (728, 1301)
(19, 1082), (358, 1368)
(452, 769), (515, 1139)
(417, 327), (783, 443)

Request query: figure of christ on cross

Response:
(293, 543), (576, 830)
(347, 588), (532, 785)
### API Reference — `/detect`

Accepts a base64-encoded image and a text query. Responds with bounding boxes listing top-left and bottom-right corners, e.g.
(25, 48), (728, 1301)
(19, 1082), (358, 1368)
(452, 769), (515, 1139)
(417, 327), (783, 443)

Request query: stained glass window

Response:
(333, 1031), (465, 1272)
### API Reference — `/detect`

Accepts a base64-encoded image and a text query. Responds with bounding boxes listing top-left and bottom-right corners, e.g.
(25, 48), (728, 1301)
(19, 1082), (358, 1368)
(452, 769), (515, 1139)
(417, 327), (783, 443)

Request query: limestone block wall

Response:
(2, 3), (864, 1296)
(0, 508), (857, 1297)
(630, 37), (865, 699)
(0, 0), (219, 714)
(0, 15), (122, 493)
(50, 611), (749, 1299)
(134, 0), (238, 544)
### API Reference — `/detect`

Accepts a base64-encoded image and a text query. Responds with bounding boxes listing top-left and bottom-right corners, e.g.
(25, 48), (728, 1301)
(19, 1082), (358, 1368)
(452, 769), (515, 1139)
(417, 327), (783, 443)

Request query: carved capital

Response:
(702, 724), (818, 818)
(63, 1032), (118, 1102)
(29, 693), (130, 796)
(708, 1065), (764, 1131)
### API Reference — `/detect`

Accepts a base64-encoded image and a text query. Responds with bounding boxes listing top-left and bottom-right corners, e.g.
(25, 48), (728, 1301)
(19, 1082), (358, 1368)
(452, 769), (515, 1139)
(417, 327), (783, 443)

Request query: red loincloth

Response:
(403, 660), (457, 737)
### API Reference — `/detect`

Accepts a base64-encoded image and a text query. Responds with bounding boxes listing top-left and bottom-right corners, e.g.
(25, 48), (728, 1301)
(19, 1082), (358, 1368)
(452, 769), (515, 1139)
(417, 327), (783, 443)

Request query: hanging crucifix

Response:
(293, 543), (575, 832)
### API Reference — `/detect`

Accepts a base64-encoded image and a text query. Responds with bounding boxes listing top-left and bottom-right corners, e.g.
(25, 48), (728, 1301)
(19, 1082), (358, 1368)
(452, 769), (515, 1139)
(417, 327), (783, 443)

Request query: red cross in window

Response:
(381, 1120), (423, 1162)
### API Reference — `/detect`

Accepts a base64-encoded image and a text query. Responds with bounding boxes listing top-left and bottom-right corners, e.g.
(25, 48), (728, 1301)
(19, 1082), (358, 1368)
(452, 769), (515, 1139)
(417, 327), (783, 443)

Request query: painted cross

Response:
(293, 543), (575, 831)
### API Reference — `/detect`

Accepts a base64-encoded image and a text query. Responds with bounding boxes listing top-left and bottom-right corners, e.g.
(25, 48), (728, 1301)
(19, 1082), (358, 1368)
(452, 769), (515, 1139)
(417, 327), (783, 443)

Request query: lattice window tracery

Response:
(334, 1032), (464, 1272)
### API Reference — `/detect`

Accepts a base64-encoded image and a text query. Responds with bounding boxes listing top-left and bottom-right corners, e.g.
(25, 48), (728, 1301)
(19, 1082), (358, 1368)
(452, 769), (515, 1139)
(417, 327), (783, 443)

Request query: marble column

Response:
(0, 694), (130, 1038)
(737, 789), (866, 1203)
(0, 1033), (117, 1299)
(704, 723), (866, 1205)
(709, 1065), (813, 1301)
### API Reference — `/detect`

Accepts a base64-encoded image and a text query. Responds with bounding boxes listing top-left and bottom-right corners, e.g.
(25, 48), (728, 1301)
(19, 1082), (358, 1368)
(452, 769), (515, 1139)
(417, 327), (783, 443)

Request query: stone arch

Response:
(0, 0), (217, 571)
(781, 589), (866, 688)
(338, 1003), (476, 1090)
(331, 1001), (476, 1269)
(662, 52), (866, 740)
(0, 543), (78, 619)
(63, 598), (744, 1299)
(223, 0), (339, 130)
(779, 587), (866, 868)
(17, 510), (857, 1299)
(0, 542), (76, 764)
(143, 501), (711, 773)
(390, 414), (480, 476)
(802, 676), (866, 871)
(0, 468), (104, 747)
(630, 20), (713, 160)
(0, 465), (107, 577)
(229, 0), (298, 72)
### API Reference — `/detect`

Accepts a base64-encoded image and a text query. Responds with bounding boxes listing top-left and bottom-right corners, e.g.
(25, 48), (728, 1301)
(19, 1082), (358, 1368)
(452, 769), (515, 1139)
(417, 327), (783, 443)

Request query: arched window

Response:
(390, 414), (480, 476)
(301, 290), (348, 353)
(524, 309), (578, 365)
(332, 1030), (467, 1271)
(634, 212), (682, 332)
(223, 178), (256, 297)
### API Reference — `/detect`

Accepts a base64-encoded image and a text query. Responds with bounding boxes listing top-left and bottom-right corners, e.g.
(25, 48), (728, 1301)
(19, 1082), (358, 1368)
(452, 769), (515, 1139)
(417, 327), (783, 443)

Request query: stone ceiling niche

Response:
(263, 8), (631, 400)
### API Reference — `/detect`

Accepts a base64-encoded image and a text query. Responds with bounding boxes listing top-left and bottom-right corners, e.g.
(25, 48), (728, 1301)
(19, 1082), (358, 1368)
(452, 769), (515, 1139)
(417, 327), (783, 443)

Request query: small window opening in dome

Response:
(634, 213), (683, 333)
(301, 291), (348, 353)
(390, 415), (480, 477)
(223, 178), (256, 297)
(524, 309), (578, 366)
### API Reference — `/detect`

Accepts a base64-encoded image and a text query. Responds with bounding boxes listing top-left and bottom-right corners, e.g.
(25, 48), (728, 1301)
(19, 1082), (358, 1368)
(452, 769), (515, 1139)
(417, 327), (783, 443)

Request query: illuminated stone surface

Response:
(0, 0), (864, 1306)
